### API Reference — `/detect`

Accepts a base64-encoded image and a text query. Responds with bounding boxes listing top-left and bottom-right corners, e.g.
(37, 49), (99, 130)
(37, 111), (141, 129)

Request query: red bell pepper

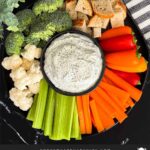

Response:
(100, 34), (136, 52)
(112, 70), (141, 86)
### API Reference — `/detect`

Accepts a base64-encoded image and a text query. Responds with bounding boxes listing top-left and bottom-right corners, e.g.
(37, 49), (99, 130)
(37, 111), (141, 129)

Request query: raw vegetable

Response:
(51, 93), (75, 140)
(105, 50), (142, 67)
(95, 87), (127, 123)
(100, 26), (132, 40)
(33, 0), (64, 16)
(90, 95), (115, 129)
(71, 102), (81, 140)
(43, 89), (56, 136)
(90, 100), (104, 132)
(5, 32), (24, 55)
(100, 34), (136, 52)
(90, 90), (115, 119)
(27, 94), (38, 121)
(32, 79), (49, 129)
(16, 9), (36, 32)
(27, 86), (81, 140)
(82, 94), (92, 134)
(26, 10), (72, 43)
(107, 56), (147, 73)
(127, 98), (135, 108)
(99, 81), (130, 107)
(96, 105), (115, 130)
(0, 24), (3, 39)
(104, 68), (143, 102)
(0, 0), (25, 32)
(77, 96), (86, 134)
(112, 70), (141, 86)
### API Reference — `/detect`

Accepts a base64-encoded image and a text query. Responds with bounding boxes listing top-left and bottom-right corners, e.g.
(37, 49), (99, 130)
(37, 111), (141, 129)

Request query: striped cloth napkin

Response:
(123, 0), (150, 48)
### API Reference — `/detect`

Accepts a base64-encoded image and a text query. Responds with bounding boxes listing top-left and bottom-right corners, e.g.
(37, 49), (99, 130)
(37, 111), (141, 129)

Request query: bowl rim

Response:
(40, 29), (106, 96)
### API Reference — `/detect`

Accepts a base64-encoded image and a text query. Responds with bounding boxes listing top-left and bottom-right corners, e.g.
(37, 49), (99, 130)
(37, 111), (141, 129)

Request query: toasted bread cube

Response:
(93, 27), (102, 38)
(77, 12), (89, 23)
(66, 0), (78, 20)
(91, 0), (114, 18)
(75, 0), (93, 16)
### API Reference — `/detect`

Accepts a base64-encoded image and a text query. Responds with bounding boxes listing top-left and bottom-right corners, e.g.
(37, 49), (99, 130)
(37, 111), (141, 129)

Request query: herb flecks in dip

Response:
(44, 33), (103, 93)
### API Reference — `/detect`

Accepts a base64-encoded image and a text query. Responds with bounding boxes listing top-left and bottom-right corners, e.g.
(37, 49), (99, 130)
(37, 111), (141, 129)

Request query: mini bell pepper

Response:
(105, 49), (141, 67)
(100, 34), (136, 52)
(100, 26), (132, 40)
(112, 70), (141, 86)
(106, 57), (147, 73)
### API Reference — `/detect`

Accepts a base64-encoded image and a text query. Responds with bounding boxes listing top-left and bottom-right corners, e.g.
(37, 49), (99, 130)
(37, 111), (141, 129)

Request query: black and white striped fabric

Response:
(123, 0), (150, 48)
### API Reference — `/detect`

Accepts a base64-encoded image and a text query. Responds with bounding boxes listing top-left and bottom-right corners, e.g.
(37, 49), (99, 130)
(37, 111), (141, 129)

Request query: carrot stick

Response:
(102, 88), (126, 112)
(77, 96), (86, 134)
(99, 81), (130, 105)
(115, 112), (127, 123)
(125, 102), (129, 109)
(127, 98), (135, 108)
(91, 111), (96, 128)
(95, 87), (127, 123)
(90, 91), (115, 118)
(82, 94), (92, 134)
(105, 68), (143, 102)
(102, 76), (115, 85)
(100, 26), (132, 40)
(96, 103), (115, 130)
(90, 100), (104, 132)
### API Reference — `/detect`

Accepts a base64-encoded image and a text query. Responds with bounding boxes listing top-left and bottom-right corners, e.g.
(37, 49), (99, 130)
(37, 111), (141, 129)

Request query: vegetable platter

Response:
(0, 0), (149, 144)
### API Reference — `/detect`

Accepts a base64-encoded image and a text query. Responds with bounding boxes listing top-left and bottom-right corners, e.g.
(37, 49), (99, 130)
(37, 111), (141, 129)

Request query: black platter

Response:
(0, 0), (150, 145)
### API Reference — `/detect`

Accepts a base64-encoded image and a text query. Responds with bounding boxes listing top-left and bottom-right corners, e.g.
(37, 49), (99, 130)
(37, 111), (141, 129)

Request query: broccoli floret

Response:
(40, 10), (72, 32)
(0, 24), (3, 39)
(33, 0), (64, 16)
(16, 9), (36, 32)
(28, 19), (55, 42)
(26, 10), (72, 43)
(5, 32), (24, 55)
(25, 35), (41, 46)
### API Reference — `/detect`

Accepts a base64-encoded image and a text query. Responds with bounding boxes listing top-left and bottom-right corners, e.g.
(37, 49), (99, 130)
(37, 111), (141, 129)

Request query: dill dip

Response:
(44, 33), (103, 94)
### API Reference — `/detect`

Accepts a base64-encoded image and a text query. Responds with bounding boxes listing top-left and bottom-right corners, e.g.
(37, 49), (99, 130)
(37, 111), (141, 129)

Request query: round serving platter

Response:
(0, 0), (150, 144)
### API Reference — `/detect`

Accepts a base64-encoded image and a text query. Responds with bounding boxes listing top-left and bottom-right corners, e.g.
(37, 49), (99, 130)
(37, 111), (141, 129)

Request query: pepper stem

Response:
(137, 81), (141, 85)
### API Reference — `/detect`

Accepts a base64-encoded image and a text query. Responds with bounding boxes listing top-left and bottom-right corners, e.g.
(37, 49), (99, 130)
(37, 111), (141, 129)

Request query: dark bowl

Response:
(40, 29), (105, 96)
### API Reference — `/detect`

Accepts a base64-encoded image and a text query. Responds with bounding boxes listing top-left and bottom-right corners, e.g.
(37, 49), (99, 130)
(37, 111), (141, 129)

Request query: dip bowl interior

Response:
(40, 29), (105, 96)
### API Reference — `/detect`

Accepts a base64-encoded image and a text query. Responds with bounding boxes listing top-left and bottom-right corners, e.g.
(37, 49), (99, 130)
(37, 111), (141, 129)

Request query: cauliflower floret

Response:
(21, 58), (33, 70)
(14, 75), (30, 90)
(28, 82), (40, 94)
(14, 71), (43, 90)
(29, 60), (41, 74)
(28, 72), (43, 85)
(21, 44), (42, 61)
(21, 44), (36, 61)
(10, 67), (27, 81)
(9, 88), (33, 111)
(1, 55), (22, 70)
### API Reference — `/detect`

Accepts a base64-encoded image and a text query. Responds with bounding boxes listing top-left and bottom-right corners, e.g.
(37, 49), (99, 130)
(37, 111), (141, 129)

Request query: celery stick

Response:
(32, 79), (49, 129)
(27, 94), (38, 122)
(71, 101), (81, 140)
(43, 88), (56, 136)
(50, 94), (75, 140)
